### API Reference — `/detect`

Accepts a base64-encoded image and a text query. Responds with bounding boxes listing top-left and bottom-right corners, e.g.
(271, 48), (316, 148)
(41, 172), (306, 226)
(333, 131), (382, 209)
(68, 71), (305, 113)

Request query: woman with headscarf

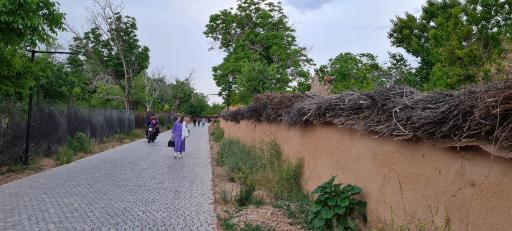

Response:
(171, 116), (189, 158)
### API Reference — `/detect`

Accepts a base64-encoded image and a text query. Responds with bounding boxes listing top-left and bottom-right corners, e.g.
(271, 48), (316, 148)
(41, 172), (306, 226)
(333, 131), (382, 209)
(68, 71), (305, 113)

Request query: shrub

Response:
(67, 132), (91, 154)
(210, 123), (225, 143)
(55, 148), (75, 166)
(308, 176), (367, 231)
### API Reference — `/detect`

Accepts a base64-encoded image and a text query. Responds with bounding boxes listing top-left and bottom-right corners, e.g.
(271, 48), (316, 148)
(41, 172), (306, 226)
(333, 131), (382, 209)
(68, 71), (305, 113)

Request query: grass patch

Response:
(210, 121), (225, 143)
(217, 138), (310, 224)
(55, 147), (75, 166)
(126, 129), (145, 139)
(218, 139), (306, 202)
(240, 223), (274, 231)
(108, 129), (145, 142)
(220, 217), (275, 231)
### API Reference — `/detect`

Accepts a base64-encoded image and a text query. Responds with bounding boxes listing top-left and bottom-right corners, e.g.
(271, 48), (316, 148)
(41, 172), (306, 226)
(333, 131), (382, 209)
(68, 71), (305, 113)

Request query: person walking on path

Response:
(172, 116), (189, 159)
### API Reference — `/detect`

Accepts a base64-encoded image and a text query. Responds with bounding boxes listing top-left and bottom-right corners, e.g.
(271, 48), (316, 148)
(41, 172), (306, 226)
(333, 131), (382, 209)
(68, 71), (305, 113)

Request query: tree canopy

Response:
(75, 0), (150, 110)
(316, 53), (383, 92)
(389, 0), (512, 90)
(0, 0), (65, 100)
(204, 0), (313, 105)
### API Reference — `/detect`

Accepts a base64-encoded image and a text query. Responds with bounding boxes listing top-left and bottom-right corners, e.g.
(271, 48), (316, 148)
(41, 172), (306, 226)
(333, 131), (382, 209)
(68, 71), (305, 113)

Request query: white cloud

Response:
(285, 0), (333, 12)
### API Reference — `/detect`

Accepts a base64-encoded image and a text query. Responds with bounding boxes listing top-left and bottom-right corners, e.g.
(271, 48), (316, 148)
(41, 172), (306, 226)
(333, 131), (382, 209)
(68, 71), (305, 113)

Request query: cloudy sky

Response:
(56, 0), (425, 103)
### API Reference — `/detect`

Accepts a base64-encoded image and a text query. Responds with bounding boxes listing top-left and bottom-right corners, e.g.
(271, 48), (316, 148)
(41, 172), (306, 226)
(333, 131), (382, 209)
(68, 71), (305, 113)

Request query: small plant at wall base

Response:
(309, 176), (367, 231)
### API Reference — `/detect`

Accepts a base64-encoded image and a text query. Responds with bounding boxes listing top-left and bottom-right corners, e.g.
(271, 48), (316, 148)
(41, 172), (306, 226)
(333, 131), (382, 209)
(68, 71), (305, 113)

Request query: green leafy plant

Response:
(308, 176), (367, 230)
(67, 132), (91, 154)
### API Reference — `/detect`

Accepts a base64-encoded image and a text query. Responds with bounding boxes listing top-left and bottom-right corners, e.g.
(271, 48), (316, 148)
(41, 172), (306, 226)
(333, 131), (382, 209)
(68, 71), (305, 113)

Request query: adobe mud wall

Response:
(221, 120), (512, 231)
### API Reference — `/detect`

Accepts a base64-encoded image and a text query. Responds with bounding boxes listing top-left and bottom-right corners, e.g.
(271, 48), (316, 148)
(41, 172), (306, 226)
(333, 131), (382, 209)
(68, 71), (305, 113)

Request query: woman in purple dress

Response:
(172, 116), (188, 158)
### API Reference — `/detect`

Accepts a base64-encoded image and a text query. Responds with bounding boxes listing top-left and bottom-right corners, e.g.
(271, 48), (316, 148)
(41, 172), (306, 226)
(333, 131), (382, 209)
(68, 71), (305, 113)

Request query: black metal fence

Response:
(0, 103), (135, 166)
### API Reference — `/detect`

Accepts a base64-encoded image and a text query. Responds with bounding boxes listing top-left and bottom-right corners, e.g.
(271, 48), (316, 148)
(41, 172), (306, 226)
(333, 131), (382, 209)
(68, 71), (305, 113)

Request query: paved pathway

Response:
(0, 126), (215, 230)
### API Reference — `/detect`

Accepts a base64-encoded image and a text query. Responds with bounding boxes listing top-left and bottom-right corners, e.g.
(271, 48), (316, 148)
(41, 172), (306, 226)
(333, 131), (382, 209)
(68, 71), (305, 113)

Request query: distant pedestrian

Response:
(172, 116), (189, 158)
(201, 118), (206, 126)
(193, 118), (197, 127)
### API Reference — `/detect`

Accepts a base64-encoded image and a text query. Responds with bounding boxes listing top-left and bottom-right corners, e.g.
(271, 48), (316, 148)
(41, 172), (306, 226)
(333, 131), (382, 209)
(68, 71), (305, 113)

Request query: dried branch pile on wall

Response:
(222, 80), (512, 152)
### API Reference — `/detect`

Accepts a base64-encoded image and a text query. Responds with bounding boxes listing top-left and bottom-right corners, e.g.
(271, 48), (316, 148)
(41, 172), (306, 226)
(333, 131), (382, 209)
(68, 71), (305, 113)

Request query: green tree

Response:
(0, 0), (65, 99)
(168, 78), (194, 114)
(204, 0), (313, 104)
(142, 70), (167, 112)
(0, 0), (65, 48)
(182, 93), (209, 116)
(203, 103), (225, 116)
(32, 55), (80, 104)
(389, 0), (512, 90)
(316, 52), (384, 92)
(382, 52), (418, 87)
(77, 0), (150, 110)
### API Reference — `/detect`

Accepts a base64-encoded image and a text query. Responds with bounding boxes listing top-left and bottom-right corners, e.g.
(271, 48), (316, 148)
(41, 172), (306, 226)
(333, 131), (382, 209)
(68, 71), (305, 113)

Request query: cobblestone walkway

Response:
(0, 126), (215, 230)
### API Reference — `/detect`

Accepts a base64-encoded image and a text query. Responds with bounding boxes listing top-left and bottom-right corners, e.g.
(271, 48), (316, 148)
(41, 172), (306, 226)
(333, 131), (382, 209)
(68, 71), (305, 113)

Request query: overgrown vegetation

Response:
(214, 134), (311, 228)
(217, 139), (305, 202)
(210, 121), (225, 143)
(212, 124), (368, 230)
(309, 176), (367, 230)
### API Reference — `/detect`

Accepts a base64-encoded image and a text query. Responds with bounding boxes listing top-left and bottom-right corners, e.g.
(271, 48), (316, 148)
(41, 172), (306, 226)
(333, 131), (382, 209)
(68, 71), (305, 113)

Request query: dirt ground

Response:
(0, 132), (145, 186)
(209, 125), (304, 231)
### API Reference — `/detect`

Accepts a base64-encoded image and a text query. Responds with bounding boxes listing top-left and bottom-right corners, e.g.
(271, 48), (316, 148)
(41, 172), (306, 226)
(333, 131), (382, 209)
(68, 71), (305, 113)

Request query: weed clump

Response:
(55, 148), (75, 166)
